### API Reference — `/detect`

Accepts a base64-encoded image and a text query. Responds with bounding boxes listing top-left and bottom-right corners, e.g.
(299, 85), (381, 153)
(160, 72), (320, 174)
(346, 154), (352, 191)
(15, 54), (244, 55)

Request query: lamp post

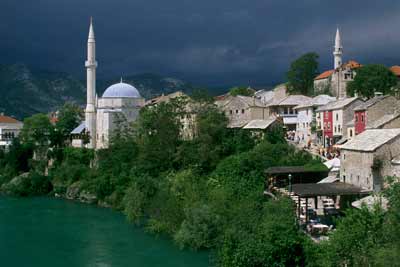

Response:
(288, 173), (292, 193)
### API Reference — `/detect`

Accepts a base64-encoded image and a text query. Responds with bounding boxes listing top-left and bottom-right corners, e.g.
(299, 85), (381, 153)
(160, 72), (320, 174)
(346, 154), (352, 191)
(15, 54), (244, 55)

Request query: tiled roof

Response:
(316, 97), (361, 112)
(342, 60), (362, 69)
(237, 95), (265, 107)
(0, 115), (21, 124)
(268, 95), (312, 107)
(390, 65), (400, 76)
(353, 95), (389, 111)
(314, 70), (334, 80)
(145, 91), (186, 106)
(346, 119), (355, 127)
(243, 118), (277, 130)
(295, 94), (336, 109)
(366, 113), (400, 129)
(340, 129), (400, 152)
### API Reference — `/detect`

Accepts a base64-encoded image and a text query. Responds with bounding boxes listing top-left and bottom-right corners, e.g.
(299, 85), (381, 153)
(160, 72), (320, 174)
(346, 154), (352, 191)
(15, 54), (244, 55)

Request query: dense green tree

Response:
(136, 100), (183, 175)
(264, 124), (286, 144)
(190, 88), (214, 103)
(287, 52), (319, 96)
(347, 64), (398, 98)
(20, 113), (53, 146)
(52, 103), (83, 146)
(229, 86), (254, 96)
(217, 198), (306, 267)
(324, 207), (385, 266)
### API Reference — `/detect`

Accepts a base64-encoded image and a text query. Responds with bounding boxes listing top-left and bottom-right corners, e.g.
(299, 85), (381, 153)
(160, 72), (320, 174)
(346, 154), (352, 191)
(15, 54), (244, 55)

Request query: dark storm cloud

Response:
(2, 0), (400, 86)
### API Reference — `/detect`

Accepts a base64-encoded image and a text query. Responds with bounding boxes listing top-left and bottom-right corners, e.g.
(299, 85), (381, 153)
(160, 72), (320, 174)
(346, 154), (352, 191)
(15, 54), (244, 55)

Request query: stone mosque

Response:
(71, 19), (145, 149)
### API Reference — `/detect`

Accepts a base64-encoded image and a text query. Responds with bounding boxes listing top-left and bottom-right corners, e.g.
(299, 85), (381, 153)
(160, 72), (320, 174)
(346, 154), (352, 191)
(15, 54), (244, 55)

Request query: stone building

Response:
(255, 84), (288, 106)
(316, 97), (363, 147)
(353, 94), (399, 135)
(340, 129), (400, 192)
(294, 95), (335, 145)
(215, 95), (269, 128)
(0, 115), (23, 150)
(146, 91), (197, 140)
(267, 95), (312, 131)
(314, 28), (362, 98)
(72, 19), (145, 149)
(366, 113), (400, 130)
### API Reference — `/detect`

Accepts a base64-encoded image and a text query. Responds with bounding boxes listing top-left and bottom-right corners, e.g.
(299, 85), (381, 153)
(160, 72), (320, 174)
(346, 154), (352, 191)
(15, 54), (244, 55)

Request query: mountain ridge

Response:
(0, 64), (198, 120)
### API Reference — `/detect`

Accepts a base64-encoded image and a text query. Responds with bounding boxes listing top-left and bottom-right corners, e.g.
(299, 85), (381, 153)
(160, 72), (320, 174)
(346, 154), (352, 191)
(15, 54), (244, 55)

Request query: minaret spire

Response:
(85, 17), (97, 149)
(333, 27), (343, 69)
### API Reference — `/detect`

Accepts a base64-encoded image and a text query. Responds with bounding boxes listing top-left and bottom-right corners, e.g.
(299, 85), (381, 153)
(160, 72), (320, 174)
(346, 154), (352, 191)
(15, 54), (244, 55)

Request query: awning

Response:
(71, 121), (86, 134)
(317, 176), (339, 184)
(243, 118), (277, 130)
(283, 116), (298, 125)
(291, 182), (367, 197)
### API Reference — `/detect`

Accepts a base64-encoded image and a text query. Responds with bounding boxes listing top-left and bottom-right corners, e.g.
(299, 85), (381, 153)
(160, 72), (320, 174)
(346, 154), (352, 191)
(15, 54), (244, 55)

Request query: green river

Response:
(0, 196), (210, 267)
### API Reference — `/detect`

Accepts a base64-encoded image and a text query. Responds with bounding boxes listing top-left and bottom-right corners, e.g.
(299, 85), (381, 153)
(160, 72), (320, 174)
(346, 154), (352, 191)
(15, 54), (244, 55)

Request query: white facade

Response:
(332, 110), (343, 137)
(85, 18), (97, 149)
(0, 116), (23, 149)
(296, 107), (313, 144)
(333, 28), (343, 69)
(73, 19), (145, 150)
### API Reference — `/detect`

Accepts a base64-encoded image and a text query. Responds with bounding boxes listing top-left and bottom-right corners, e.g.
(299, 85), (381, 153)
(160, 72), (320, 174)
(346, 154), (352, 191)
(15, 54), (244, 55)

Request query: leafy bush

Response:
(174, 203), (220, 250)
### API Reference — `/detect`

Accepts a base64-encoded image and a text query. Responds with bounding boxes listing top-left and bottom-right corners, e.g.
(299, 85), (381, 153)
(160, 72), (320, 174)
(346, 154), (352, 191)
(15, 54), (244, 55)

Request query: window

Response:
(355, 114), (358, 122)
(334, 126), (337, 132)
(236, 110), (238, 114)
(229, 110), (232, 115)
(241, 109), (245, 114)
(306, 110), (309, 116)
(361, 115), (364, 122)
(336, 113), (339, 121)
(328, 122), (331, 130)
(350, 129), (353, 137)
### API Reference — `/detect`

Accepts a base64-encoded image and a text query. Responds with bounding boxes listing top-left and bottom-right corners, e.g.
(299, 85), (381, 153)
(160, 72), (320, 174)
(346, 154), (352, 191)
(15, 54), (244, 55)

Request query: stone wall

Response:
(367, 96), (399, 124)
(341, 136), (400, 192)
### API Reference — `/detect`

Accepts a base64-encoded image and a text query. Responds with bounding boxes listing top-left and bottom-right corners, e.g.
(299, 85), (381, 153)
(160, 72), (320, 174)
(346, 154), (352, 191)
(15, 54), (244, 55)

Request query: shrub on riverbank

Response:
(1, 171), (52, 196)
(2, 99), (331, 266)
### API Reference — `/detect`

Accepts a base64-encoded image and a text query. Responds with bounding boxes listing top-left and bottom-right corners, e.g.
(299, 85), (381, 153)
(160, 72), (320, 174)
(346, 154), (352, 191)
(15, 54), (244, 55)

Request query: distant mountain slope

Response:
(0, 64), (86, 119)
(98, 73), (195, 100)
(0, 65), (197, 120)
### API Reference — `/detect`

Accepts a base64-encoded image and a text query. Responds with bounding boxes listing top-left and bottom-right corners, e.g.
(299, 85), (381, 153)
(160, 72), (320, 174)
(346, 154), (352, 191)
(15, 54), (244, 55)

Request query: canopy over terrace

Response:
(291, 182), (365, 198)
(291, 182), (367, 223)
(265, 166), (329, 189)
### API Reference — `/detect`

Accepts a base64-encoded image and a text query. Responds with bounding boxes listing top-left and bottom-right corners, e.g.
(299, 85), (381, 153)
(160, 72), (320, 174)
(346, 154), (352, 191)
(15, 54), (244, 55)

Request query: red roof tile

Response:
(390, 66), (400, 77)
(314, 70), (334, 80)
(343, 60), (362, 69)
(0, 115), (21, 124)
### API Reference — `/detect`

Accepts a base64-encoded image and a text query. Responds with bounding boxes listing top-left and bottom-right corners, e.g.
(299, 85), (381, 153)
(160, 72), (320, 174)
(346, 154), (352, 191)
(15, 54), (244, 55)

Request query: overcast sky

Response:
(2, 0), (400, 87)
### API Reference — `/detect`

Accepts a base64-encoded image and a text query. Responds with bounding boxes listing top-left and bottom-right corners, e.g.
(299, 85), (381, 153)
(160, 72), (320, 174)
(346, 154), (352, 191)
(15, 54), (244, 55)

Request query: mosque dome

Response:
(102, 81), (141, 98)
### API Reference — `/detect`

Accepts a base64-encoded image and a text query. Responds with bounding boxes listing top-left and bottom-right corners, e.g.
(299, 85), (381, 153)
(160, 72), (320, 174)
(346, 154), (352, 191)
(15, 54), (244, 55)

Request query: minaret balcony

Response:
(85, 60), (98, 68)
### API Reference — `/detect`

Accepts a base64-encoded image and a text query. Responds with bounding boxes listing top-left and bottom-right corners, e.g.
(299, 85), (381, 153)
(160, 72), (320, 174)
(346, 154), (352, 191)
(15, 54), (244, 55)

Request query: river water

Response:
(0, 197), (210, 267)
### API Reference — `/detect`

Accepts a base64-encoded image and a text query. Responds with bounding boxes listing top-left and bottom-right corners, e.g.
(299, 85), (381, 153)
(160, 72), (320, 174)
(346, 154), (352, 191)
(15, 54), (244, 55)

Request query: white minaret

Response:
(333, 28), (343, 69)
(85, 17), (97, 149)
